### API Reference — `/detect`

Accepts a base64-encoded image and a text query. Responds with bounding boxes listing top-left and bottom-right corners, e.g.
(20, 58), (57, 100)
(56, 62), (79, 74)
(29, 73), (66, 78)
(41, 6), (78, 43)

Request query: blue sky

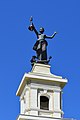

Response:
(0, 0), (80, 120)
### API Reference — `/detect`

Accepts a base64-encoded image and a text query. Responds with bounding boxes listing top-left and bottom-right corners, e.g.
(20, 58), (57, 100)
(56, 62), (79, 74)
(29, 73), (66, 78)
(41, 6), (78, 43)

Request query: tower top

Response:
(16, 63), (67, 96)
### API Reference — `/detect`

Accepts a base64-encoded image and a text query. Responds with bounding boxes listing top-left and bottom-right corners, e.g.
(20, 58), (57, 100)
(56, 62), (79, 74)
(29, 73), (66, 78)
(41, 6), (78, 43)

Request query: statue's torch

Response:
(28, 16), (34, 31)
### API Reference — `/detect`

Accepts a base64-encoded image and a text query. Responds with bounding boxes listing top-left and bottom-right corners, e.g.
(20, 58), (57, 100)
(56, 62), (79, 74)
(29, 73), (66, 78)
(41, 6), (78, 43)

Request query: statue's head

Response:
(39, 27), (44, 33)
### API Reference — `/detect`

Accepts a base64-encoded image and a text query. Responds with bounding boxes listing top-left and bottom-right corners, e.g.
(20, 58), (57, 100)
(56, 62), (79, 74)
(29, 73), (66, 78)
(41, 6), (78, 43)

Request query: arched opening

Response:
(40, 96), (49, 110)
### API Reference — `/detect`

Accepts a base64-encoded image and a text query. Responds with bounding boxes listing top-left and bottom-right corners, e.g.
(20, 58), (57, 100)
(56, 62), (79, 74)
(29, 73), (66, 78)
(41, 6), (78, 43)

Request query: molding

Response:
(17, 114), (73, 120)
(24, 108), (63, 115)
(30, 83), (61, 92)
(25, 108), (53, 113)
(54, 109), (64, 114)
(16, 73), (68, 96)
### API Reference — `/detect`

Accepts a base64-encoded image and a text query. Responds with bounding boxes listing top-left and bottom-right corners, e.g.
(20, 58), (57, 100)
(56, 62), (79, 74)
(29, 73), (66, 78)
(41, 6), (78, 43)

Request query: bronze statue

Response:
(28, 16), (57, 65)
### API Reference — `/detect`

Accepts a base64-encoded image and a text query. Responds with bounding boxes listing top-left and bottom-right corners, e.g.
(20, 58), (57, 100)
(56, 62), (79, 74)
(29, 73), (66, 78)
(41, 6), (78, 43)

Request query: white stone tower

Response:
(16, 63), (74, 120)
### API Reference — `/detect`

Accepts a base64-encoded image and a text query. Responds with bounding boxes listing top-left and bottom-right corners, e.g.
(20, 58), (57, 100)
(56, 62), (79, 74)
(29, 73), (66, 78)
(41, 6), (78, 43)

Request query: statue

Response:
(28, 16), (57, 65)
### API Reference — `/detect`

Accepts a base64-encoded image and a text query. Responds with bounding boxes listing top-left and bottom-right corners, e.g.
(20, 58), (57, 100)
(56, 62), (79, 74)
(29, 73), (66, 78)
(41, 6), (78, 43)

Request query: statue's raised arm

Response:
(28, 16), (38, 37)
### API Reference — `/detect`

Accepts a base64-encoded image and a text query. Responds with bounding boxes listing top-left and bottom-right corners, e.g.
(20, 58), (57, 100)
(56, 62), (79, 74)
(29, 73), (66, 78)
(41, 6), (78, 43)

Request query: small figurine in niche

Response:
(28, 16), (57, 64)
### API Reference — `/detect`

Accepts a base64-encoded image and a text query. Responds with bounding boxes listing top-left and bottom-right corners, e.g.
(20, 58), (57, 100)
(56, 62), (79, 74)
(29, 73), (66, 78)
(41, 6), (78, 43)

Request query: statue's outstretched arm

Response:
(45, 32), (57, 39)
